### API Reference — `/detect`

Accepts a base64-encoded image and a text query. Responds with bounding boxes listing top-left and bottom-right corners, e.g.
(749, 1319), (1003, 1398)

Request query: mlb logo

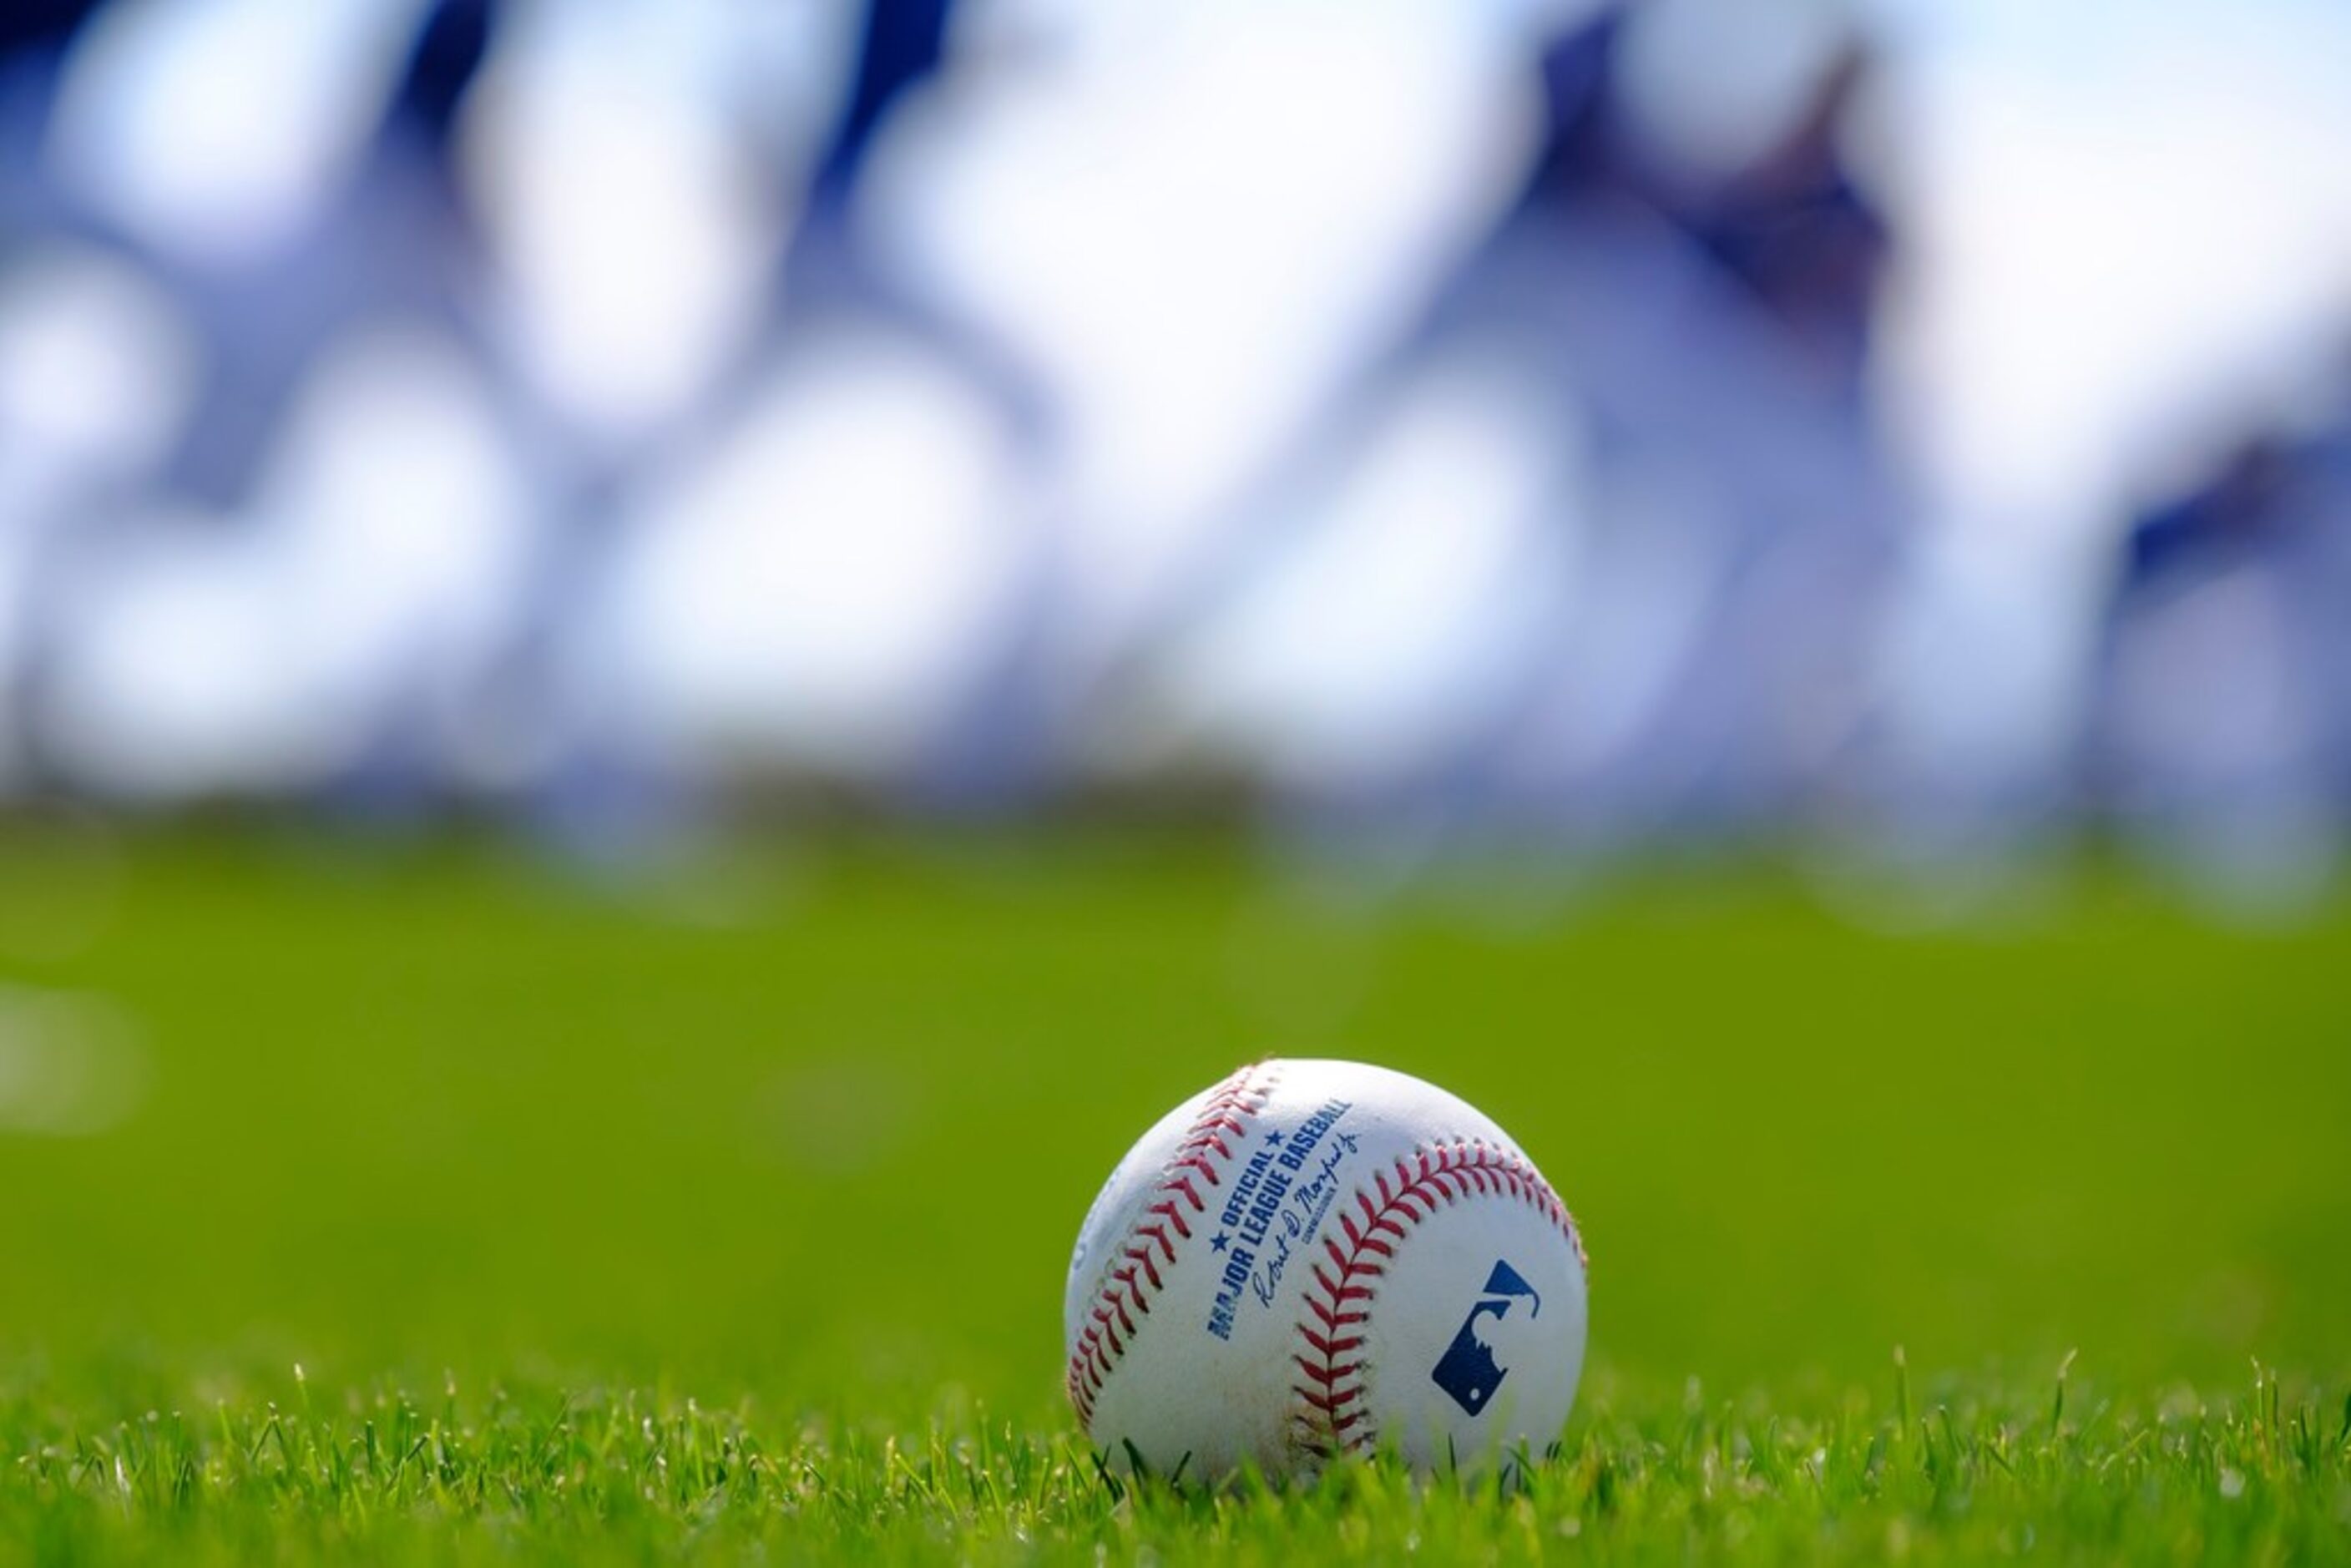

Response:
(1429, 1261), (1542, 1417)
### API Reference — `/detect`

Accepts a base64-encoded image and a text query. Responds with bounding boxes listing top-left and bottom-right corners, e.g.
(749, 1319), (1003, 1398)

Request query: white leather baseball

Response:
(1064, 1058), (1587, 1479)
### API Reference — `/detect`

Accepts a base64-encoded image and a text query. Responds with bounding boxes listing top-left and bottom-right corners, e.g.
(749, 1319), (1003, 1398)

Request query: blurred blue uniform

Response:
(1480, 13), (1900, 845)
(2090, 408), (2351, 901)
(1191, 8), (1904, 852)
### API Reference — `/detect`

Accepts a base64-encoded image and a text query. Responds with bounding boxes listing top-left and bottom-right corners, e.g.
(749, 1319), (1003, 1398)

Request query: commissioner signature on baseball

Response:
(1251, 1131), (1363, 1308)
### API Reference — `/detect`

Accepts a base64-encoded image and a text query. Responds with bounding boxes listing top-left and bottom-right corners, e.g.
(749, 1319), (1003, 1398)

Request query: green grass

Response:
(3, 829), (2348, 1561)
(9, 1366), (2348, 1564)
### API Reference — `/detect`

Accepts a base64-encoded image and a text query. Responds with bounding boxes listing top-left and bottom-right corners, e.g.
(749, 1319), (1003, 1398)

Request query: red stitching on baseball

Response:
(1123, 1246), (1165, 1292)
(1067, 1063), (1280, 1426)
(1304, 1293), (1364, 1331)
(1289, 1139), (1584, 1458)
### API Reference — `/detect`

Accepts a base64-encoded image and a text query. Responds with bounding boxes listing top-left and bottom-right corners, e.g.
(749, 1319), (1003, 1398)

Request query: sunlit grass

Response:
(8, 1364), (2347, 1563)
(3, 832), (2348, 1560)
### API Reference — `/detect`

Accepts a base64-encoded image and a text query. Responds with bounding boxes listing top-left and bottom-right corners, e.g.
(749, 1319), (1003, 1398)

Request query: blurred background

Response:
(1, 0), (2347, 895)
(1, 0), (2348, 1423)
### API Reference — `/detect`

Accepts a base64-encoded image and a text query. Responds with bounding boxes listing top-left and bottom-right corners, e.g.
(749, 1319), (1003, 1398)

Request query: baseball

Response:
(1064, 1058), (1587, 1479)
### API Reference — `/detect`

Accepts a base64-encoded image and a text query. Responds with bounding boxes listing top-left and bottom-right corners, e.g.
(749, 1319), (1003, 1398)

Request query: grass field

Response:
(3, 830), (2348, 1562)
